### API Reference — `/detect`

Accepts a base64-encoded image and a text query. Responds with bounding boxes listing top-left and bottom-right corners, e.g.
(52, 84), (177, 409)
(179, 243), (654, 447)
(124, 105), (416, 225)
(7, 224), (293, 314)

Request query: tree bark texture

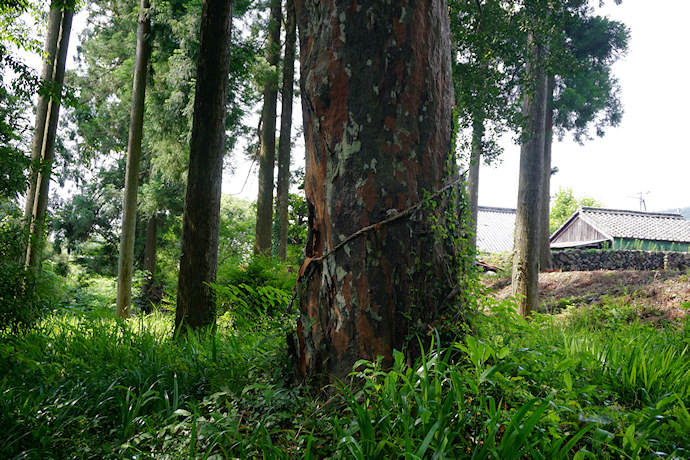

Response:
(116, 0), (151, 318)
(539, 75), (555, 271)
(254, 0), (283, 255)
(276, 0), (296, 261)
(24, 4), (62, 221)
(175, 0), (234, 335)
(512, 32), (547, 317)
(294, 0), (458, 384)
(466, 115), (484, 252)
(25, 6), (73, 269)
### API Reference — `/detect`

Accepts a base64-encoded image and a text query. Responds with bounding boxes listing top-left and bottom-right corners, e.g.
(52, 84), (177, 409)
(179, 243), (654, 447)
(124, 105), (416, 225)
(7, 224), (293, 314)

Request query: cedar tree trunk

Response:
(467, 115), (484, 252)
(254, 0), (282, 255)
(539, 75), (555, 271)
(116, 0), (151, 318)
(276, 0), (296, 261)
(25, 6), (73, 268)
(175, 0), (234, 335)
(24, 4), (62, 221)
(294, 0), (459, 384)
(512, 32), (547, 317)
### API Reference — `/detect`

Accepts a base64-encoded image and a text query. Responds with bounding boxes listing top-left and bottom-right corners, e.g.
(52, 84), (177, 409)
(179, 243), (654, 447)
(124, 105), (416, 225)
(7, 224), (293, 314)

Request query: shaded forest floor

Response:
(485, 269), (690, 326)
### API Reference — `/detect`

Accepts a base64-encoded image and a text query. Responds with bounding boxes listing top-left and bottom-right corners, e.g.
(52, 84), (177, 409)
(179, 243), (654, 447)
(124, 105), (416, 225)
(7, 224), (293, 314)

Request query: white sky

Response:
(477, 1), (690, 212)
(17, 1), (690, 213)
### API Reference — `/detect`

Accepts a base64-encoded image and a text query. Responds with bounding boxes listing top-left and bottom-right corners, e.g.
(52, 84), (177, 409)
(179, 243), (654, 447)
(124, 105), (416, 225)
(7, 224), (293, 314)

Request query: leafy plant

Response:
(0, 199), (59, 333)
(550, 186), (603, 233)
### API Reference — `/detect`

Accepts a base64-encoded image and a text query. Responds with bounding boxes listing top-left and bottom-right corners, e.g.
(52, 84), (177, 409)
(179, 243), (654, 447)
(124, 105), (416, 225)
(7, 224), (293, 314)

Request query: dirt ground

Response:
(485, 269), (690, 325)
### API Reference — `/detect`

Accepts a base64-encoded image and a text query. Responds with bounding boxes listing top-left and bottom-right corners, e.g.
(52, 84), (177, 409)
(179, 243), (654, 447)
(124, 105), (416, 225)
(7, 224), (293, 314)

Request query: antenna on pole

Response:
(627, 191), (649, 211)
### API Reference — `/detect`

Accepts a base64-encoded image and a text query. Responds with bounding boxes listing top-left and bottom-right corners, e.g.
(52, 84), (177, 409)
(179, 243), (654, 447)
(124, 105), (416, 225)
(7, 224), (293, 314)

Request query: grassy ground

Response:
(1, 271), (689, 458)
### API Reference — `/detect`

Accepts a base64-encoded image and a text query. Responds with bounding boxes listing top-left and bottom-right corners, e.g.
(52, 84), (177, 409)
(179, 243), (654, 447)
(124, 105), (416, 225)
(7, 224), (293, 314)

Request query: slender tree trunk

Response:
(24, 4), (62, 222)
(539, 75), (555, 271)
(141, 214), (157, 300)
(25, 5), (73, 269)
(276, 0), (296, 261)
(116, 0), (151, 318)
(467, 115), (484, 252)
(175, 0), (234, 335)
(254, 0), (283, 256)
(512, 31), (547, 317)
(294, 0), (459, 384)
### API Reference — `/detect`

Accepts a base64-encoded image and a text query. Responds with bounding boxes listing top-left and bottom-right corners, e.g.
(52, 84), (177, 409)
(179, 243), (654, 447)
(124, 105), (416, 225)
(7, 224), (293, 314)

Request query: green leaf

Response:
(554, 358), (580, 372)
(563, 370), (573, 392)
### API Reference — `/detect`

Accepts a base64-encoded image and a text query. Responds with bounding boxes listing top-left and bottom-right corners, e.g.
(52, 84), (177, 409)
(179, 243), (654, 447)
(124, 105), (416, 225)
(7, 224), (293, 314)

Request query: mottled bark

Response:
(175, 0), (234, 335)
(24, 4), (62, 222)
(254, 0), (283, 256)
(467, 115), (484, 252)
(512, 32), (547, 317)
(539, 75), (556, 271)
(294, 0), (459, 384)
(116, 0), (151, 318)
(276, 0), (296, 261)
(25, 6), (73, 269)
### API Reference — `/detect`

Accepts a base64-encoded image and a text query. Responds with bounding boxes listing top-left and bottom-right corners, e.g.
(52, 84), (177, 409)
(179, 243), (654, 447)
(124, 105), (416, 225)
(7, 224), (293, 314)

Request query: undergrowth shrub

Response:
(333, 337), (601, 459)
(477, 299), (690, 458)
(215, 255), (296, 318)
(0, 311), (294, 458)
(0, 200), (58, 333)
(3, 267), (689, 459)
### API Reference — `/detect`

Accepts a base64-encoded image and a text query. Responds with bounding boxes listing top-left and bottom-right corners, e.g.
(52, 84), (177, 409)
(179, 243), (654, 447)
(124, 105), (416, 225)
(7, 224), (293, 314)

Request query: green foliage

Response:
(0, 45), (31, 199)
(214, 282), (291, 321)
(450, 0), (523, 165)
(2, 282), (689, 458)
(0, 308), (297, 458)
(0, 0), (42, 56)
(216, 255), (296, 319)
(286, 192), (308, 252)
(553, 15), (629, 143)
(550, 186), (603, 233)
(0, 199), (57, 333)
(478, 300), (690, 458)
(69, 0), (259, 173)
(218, 195), (256, 264)
(51, 162), (123, 264)
(273, 190), (308, 262)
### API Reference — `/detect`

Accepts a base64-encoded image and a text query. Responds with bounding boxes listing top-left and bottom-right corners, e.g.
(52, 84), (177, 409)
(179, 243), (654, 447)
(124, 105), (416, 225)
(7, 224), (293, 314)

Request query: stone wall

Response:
(551, 249), (690, 272)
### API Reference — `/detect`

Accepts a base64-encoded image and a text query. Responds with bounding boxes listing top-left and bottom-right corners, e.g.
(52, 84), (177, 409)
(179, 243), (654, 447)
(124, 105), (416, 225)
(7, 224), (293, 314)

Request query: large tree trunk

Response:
(539, 75), (556, 271)
(175, 0), (234, 335)
(116, 0), (151, 318)
(294, 0), (459, 384)
(467, 115), (484, 252)
(25, 5), (73, 269)
(254, 0), (282, 256)
(276, 0), (296, 261)
(512, 32), (548, 317)
(24, 4), (62, 222)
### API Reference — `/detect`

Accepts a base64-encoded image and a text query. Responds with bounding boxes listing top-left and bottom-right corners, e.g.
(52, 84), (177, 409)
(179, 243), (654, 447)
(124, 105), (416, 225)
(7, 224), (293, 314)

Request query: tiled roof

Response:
(579, 207), (690, 243)
(476, 206), (515, 253)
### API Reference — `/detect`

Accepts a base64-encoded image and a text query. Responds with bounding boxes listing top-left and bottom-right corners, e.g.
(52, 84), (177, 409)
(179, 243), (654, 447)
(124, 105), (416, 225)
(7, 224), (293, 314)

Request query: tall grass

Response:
(1, 292), (688, 458)
(0, 311), (296, 458)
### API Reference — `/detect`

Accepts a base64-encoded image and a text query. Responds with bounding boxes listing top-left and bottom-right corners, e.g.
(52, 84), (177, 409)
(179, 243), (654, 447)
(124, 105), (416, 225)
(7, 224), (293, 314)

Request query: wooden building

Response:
(550, 207), (690, 252)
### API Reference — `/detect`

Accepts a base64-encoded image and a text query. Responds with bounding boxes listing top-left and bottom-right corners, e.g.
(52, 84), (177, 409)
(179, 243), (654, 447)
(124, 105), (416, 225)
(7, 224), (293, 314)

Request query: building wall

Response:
(612, 238), (690, 252)
(551, 218), (606, 246)
(552, 249), (690, 272)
